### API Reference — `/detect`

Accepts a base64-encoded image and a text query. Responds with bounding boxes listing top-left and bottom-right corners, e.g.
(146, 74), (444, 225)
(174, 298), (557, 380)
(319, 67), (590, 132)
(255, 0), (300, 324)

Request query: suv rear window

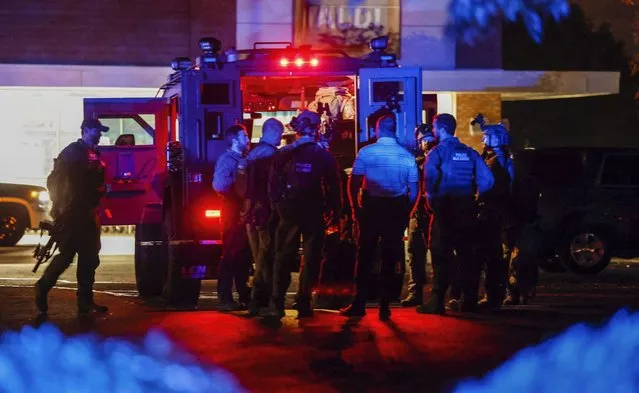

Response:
(600, 155), (639, 186)
(520, 151), (585, 187)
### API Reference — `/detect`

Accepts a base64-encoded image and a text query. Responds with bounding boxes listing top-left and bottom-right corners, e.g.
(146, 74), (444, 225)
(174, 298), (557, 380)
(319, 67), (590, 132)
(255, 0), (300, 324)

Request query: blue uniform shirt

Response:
(213, 149), (246, 197)
(351, 137), (418, 198)
(424, 137), (494, 201)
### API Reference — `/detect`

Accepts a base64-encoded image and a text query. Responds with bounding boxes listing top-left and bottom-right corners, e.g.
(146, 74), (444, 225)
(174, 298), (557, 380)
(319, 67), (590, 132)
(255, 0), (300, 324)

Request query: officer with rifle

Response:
(34, 118), (109, 315)
(401, 123), (438, 307)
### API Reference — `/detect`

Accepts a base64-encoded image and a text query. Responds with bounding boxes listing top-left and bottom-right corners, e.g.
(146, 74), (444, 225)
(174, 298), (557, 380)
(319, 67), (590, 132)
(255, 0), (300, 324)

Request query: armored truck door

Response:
(357, 67), (422, 150)
(83, 97), (169, 226)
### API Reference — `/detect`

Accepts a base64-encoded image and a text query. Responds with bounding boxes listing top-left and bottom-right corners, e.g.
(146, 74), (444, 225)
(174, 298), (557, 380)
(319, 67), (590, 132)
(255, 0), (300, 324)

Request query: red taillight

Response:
(310, 58), (319, 67)
(205, 209), (221, 218)
(294, 58), (304, 67)
(279, 58), (289, 66)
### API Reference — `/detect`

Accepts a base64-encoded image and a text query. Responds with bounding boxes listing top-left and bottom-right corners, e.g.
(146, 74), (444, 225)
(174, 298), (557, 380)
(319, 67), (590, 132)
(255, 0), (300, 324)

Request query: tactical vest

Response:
(437, 143), (475, 196)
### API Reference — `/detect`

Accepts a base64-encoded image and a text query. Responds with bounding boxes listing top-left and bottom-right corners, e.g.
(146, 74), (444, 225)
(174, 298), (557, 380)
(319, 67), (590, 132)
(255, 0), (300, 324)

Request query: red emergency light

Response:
(279, 57), (319, 68)
(205, 209), (221, 218)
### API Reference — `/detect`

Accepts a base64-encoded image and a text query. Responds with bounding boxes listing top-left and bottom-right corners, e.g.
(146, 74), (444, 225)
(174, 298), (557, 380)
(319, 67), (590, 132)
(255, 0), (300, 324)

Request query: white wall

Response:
(400, 0), (456, 69)
(236, 0), (294, 49)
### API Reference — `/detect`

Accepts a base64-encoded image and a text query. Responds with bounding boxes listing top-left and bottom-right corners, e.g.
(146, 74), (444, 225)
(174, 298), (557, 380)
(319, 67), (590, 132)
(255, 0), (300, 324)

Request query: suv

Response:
(514, 147), (639, 274)
(0, 183), (51, 246)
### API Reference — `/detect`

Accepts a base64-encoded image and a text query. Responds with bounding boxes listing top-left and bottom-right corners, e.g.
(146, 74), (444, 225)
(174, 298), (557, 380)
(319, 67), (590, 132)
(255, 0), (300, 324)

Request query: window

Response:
(371, 81), (404, 104)
(600, 155), (639, 187)
(201, 83), (231, 105)
(97, 115), (155, 146)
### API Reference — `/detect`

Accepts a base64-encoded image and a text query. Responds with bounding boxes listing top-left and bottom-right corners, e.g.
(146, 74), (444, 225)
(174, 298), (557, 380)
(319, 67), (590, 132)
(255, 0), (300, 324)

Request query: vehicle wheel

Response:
(0, 205), (28, 247)
(559, 226), (612, 275)
(134, 223), (168, 297)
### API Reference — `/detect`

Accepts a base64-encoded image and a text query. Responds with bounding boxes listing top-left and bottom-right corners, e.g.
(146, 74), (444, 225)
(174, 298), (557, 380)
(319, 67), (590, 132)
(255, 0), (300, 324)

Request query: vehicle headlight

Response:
(37, 191), (50, 204)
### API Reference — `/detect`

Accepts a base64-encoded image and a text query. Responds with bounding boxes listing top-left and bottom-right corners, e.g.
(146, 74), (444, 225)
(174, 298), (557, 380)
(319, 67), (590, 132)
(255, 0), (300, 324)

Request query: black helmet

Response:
(415, 123), (435, 143)
(289, 110), (321, 135)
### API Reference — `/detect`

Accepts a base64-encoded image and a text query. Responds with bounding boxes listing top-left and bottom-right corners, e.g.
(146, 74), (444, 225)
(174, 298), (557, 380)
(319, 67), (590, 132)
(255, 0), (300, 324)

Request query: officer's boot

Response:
(400, 287), (422, 307)
(416, 292), (445, 315)
(77, 294), (109, 314)
(296, 296), (313, 319)
(379, 299), (391, 321)
(34, 280), (49, 314)
(339, 294), (366, 317)
(265, 298), (286, 320)
(503, 286), (520, 306)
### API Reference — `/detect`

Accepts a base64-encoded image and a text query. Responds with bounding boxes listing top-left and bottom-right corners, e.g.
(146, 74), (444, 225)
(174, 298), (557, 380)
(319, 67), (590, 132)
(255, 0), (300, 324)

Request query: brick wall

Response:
(454, 93), (501, 151)
(0, 0), (236, 66)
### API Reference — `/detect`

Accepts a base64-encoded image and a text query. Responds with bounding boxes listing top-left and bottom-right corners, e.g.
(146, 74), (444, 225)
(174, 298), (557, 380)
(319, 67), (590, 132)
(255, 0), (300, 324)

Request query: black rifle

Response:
(32, 221), (59, 273)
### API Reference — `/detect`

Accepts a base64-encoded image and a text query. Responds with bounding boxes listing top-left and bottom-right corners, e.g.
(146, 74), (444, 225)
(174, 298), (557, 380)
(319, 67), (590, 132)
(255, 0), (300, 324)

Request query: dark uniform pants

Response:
(218, 200), (251, 304)
(406, 205), (430, 299)
(247, 211), (278, 306)
(429, 197), (479, 308)
(38, 210), (101, 305)
(476, 212), (508, 303)
(353, 195), (410, 308)
(271, 207), (325, 311)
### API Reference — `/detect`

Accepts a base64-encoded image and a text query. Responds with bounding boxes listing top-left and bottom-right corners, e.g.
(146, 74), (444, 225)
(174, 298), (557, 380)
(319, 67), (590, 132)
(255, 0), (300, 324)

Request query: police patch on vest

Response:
(452, 152), (470, 161)
(295, 162), (312, 173)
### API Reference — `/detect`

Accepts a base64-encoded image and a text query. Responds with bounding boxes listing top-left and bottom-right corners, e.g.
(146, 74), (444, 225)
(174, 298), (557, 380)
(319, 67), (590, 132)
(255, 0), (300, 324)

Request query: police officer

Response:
(475, 123), (515, 310)
(267, 110), (341, 319)
(35, 118), (109, 314)
(400, 124), (438, 307)
(243, 118), (284, 316)
(213, 124), (252, 311)
(417, 113), (494, 315)
(340, 114), (418, 321)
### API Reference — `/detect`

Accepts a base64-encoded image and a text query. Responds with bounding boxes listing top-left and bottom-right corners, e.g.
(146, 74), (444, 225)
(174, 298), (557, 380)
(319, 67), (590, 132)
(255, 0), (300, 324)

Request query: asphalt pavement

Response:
(1, 235), (639, 392)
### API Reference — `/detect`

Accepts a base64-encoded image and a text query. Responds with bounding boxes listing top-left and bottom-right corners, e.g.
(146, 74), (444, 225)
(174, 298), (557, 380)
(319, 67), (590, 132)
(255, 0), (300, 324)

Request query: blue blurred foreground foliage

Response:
(447, 0), (571, 43)
(454, 309), (639, 393)
(0, 323), (246, 393)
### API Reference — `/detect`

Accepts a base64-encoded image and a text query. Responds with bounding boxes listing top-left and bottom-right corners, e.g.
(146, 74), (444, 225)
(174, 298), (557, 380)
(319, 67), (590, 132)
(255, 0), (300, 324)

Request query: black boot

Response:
(416, 294), (445, 315)
(400, 293), (422, 307)
(78, 299), (109, 314)
(34, 280), (49, 314)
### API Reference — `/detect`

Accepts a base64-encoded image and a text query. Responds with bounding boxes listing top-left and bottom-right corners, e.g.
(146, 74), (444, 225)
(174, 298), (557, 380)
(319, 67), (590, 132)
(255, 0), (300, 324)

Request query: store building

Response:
(0, 0), (618, 185)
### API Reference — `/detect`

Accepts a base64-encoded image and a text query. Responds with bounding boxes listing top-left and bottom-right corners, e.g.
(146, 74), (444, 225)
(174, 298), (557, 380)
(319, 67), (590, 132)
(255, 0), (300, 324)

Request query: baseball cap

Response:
(81, 118), (110, 133)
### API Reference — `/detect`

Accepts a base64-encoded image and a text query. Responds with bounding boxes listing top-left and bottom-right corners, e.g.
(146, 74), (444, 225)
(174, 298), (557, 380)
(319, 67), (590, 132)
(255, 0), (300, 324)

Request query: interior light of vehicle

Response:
(205, 209), (221, 218)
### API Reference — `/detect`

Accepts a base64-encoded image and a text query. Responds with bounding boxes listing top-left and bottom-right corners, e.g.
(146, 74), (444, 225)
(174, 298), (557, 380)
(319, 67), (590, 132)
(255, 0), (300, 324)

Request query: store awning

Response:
(421, 69), (620, 100)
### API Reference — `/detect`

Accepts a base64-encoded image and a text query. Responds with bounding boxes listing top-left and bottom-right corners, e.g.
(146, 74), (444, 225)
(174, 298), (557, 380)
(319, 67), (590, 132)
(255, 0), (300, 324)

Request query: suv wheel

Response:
(0, 205), (28, 247)
(559, 226), (612, 274)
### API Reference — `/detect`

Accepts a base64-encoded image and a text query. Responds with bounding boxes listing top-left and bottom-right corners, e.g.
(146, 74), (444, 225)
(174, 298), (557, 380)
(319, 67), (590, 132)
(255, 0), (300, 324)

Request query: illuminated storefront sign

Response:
(294, 0), (401, 57)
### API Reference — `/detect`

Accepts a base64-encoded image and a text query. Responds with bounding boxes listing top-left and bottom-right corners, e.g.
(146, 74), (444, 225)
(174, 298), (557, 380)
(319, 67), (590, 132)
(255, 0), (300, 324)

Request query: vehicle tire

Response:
(134, 223), (168, 297)
(559, 225), (613, 275)
(0, 204), (28, 247)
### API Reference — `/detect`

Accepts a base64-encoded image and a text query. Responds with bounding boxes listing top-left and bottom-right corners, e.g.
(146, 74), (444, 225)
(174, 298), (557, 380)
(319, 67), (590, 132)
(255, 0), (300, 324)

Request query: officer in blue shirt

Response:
(340, 114), (419, 321)
(417, 113), (494, 315)
(35, 118), (109, 315)
(213, 124), (251, 311)
(241, 118), (284, 317)
(476, 122), (515, 310)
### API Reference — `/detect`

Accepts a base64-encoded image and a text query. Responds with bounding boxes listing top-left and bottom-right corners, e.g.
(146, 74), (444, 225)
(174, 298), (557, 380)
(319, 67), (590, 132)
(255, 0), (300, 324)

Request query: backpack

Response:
(46, 158), (70, 219)
(276, 141), (322, 204)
